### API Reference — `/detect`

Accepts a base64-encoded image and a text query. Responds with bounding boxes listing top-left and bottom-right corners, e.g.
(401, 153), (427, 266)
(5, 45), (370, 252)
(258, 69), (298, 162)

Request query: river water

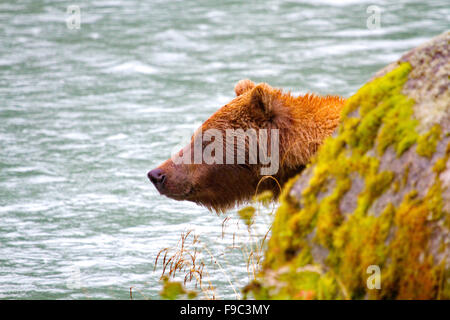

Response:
(0, 0), (448, 299)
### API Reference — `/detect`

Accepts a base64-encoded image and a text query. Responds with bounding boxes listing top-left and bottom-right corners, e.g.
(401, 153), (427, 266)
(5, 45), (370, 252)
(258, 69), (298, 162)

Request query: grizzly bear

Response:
(148, 79), (346, 212)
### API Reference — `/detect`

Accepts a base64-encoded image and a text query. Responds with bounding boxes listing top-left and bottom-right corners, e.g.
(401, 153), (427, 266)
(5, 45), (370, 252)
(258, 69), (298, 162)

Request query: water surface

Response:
(0, 0), (448, 299)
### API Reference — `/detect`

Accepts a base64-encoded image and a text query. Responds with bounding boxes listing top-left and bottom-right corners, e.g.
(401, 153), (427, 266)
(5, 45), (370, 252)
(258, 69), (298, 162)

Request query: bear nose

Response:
(148, 168), (166, 189)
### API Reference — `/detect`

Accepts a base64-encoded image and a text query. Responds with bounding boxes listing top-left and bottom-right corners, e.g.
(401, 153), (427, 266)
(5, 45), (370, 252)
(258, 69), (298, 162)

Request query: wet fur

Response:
(153, 80), (346, 212)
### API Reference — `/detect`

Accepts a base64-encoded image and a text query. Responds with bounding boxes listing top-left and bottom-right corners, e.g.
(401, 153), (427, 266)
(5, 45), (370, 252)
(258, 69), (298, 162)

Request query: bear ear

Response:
(249, 83), (280, 119)
(234, 79), (255, 96)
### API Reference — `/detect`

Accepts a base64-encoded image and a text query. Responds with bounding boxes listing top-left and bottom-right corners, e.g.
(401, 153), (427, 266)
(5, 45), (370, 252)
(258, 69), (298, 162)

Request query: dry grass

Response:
(153, 194), (275, 300)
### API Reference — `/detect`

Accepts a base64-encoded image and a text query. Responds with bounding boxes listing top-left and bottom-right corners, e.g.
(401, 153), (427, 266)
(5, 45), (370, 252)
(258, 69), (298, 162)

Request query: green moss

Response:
(331, 202), (395, 299)
(238, 206), (256, 227)
(433, 158), (447, 173)
(401, 163), (410, 187)
(354, 163), (394, 216)
(342, 62), (417, 156)
(254, 190), (274, 208)
(159, 277), (198, 300)
(433, 142), (450, 175)
(380, 190), (444, 299)
(428, 142), (450, 221)
(417, 124), (442, 158)
(376, 97), (418, 156)
(264, 176), (302, 269)
(251, 62), (449, 300)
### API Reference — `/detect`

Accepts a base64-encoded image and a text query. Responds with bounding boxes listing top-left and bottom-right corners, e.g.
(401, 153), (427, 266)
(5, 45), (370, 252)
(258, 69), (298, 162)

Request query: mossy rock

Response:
(248, 31), (450, 300)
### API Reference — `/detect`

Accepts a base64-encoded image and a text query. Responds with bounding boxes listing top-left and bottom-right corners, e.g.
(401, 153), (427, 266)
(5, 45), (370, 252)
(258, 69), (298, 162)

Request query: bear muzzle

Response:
(148, 168), (166, 192)
(148, 164), (194, 200)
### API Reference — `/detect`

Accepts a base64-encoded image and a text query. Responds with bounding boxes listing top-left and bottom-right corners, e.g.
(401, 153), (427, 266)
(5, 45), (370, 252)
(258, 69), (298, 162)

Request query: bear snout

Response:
(148, 168), (166, 192)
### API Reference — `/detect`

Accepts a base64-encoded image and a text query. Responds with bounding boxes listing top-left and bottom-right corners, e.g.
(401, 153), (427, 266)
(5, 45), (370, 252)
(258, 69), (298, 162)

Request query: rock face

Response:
(248, 31), (449, 299)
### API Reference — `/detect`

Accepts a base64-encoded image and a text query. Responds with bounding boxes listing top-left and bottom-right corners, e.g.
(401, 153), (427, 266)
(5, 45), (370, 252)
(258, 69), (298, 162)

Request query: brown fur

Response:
(149, 79), (346, 212)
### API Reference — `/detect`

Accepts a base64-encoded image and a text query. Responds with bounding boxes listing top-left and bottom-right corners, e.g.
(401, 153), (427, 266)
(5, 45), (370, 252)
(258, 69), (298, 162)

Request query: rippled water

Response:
(0, 0), (448, 299)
